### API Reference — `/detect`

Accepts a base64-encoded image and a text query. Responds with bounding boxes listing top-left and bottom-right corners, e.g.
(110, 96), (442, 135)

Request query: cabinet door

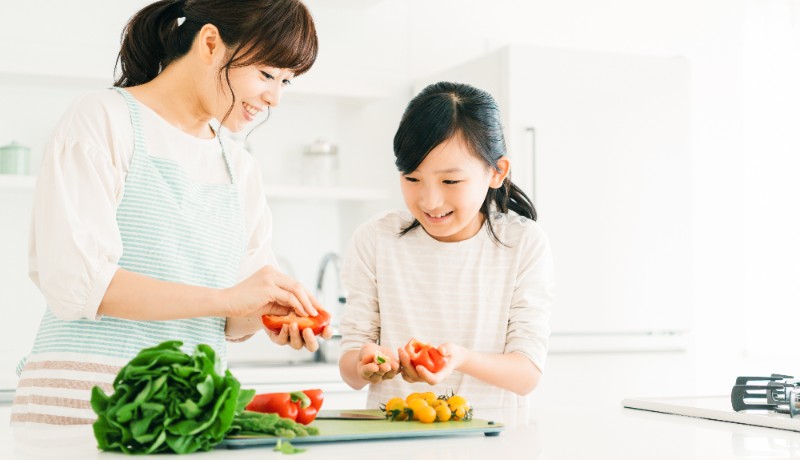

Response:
(507, 45), (692, 334)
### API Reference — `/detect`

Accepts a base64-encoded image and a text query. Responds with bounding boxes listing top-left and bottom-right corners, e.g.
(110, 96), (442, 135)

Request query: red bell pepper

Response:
(245, 389), (324, 425)
(295, 389), (324, 425)
(404, 338), (448, 373)
(261, 307), (331, 335)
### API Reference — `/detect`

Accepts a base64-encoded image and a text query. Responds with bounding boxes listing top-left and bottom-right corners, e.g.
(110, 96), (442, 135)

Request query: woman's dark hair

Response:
(114, 0), (318, 124)
(394, 81), (536, 244)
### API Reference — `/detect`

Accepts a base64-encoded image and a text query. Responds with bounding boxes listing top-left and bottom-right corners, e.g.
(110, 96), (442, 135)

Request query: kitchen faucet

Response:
(315, 252), (346, 305)
(314, 252), (346, 363)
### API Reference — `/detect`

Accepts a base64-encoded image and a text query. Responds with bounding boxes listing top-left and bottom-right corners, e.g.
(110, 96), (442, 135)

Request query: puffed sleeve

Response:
(339, 220), (381, 354)
(29, 133), (122, 321)
(505, 221), (555, 371)
(235, 155), (278, 282)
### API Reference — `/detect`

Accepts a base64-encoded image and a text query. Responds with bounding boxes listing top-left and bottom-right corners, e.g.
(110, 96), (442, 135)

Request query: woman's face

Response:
(215, 64), (294, 133)
(400, 134), (507, 242)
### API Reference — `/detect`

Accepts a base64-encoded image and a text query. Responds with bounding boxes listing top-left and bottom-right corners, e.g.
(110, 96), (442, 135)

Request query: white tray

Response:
(623, 395), (800, 432)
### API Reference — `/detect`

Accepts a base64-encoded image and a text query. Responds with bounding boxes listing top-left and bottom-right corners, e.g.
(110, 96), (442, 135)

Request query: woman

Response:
(13, 0), (330, 425)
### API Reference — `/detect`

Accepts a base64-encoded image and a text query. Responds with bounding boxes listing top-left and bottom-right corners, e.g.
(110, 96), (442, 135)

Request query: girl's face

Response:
(400, 134), (509, 242)
(215, 64), (294, 133)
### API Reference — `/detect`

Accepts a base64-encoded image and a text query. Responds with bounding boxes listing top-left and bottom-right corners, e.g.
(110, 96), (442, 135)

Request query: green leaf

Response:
(274, 439), (306, 454)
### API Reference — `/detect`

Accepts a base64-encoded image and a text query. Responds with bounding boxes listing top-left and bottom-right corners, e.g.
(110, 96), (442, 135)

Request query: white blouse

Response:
(29, 90), (276, 321)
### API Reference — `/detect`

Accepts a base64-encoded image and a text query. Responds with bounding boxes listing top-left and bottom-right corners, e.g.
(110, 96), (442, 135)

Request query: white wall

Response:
(0, 0), (796, 393)
(741, 0), (800, 361)
(402, 0), (754, 393)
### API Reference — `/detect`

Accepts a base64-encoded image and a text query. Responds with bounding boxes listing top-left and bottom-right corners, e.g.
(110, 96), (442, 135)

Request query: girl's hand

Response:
(223, 265), (320, 318)
(266, 323), (334, 353)
(399, 343), (468, 385)
(357, 343), (400, 384)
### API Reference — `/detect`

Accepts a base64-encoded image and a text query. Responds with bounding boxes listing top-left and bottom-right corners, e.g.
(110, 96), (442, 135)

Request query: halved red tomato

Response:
(404, 338), (448, 373)
(261, 307), (331, 335)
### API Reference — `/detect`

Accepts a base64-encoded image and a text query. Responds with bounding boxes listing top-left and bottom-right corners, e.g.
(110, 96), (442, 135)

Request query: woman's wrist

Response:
(212, 287), (233, 318)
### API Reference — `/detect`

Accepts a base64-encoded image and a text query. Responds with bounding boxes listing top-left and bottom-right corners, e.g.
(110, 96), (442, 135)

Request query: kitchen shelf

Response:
(0, 175), (387, 201)
(264, 184), (387, 201)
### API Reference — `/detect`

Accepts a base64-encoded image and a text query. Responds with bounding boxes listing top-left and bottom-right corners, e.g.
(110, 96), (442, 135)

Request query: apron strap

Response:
(111, 87), (148, 155)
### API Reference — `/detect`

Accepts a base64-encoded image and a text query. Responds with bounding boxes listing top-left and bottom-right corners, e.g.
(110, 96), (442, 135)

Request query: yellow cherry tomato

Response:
(385, 397), (406, 413)
(431, 399), (447, 409)
(420, 391), (436, 405)
(434, 404), (452, 422)
(405, 392), (423, 404)
(407, 398), (429, 421)
(416, 405), (437, 424)
(447, 395), (469, 411)
(454, 406), (467, 420)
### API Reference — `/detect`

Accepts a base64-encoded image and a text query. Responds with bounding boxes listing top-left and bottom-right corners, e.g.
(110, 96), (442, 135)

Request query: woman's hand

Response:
(266, 323), (334, 353)
(223, 265), (320, 318)
(398, 342), (468, 385)
(356, 343), (400, 384)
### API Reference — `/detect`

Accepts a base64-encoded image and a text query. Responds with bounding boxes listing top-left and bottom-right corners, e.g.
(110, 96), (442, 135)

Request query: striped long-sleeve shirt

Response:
(339, 209), (554, 410)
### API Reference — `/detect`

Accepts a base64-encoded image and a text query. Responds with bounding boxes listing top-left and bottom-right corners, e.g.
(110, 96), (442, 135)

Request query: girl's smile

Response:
(422, 210), (454, 224)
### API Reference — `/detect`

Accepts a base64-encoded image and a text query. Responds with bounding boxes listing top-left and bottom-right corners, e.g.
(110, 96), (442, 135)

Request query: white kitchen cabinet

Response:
(415, 45), (693, 346)
(229, 364), (369, 410)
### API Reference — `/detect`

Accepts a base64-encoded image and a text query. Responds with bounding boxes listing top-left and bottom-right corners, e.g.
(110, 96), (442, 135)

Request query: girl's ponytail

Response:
(487, 180), (537, 221)
(114, 0), (193, 87)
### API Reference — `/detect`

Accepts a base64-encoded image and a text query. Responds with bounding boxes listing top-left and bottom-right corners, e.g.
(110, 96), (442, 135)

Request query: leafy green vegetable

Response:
(91, 341), (255, 454)
(274, 439), (307, 454)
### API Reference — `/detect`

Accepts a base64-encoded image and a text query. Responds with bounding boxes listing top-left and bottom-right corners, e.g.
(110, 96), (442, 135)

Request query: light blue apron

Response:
(22, 87), (246, 366)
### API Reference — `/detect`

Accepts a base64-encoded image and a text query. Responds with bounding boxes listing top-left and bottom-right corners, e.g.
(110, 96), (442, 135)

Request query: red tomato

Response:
(261, 307), (331, 335)
(404, 338), (448, 373)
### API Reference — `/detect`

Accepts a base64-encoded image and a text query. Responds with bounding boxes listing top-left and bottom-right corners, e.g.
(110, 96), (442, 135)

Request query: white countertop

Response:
(3, 397), (800, 459)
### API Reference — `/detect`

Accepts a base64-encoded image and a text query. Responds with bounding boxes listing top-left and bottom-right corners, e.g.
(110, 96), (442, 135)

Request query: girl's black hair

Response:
(114, 0), (318, 125)
(394, 81), (536, 244)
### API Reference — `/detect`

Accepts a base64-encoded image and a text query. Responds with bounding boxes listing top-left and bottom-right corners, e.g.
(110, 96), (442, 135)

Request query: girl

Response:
(338, 82), (554, 409)
(13, 0), (331, 425)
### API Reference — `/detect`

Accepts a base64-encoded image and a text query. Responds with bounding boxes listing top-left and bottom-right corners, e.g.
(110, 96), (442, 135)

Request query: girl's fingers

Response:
(378, 362), (392, 373)
(383, 368), (399, 380)
(416, 365), (438, 385)
(321, 325), (334, 340)
(362, 362), (379, 374)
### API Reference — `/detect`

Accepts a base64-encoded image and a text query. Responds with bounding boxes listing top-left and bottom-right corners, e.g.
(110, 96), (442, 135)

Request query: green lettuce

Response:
(90, 341), (255, 454)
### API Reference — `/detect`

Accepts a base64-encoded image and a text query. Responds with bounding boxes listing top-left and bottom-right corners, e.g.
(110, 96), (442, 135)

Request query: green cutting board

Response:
(221, 410), (504, 449)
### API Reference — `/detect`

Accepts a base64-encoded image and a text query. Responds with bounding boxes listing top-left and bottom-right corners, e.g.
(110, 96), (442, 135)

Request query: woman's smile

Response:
(242, 101), (262, 121)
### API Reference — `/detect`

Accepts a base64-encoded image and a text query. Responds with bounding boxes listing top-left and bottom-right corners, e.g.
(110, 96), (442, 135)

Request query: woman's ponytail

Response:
(113, 0), (318, 88)
(114, 0), (193, 87)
